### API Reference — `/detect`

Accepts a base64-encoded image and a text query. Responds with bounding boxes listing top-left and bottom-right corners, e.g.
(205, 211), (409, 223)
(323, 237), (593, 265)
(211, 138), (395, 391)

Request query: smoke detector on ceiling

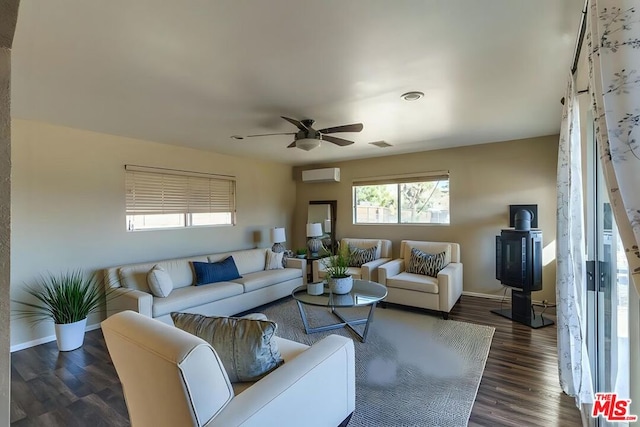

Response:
(400, 91), (424, 101)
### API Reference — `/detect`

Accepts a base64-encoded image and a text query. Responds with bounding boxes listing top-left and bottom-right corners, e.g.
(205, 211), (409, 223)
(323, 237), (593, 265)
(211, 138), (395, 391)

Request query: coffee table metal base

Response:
(295, 300), (378, 343)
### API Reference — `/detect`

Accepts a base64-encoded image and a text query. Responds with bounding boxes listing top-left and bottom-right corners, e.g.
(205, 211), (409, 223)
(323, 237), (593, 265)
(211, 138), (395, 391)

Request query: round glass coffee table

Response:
(291, 279), (387, 343)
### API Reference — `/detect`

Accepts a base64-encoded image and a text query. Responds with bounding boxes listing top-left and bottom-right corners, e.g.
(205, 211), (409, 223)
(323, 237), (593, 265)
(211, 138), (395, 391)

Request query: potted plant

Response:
(296, 248), (307, 258)
(12, 270), (114, 351)
(322, 244), (353, 294)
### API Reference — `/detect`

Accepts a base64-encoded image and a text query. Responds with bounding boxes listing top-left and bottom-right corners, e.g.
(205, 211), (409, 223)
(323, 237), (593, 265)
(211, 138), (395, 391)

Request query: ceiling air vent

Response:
(369, 141), (392, 148)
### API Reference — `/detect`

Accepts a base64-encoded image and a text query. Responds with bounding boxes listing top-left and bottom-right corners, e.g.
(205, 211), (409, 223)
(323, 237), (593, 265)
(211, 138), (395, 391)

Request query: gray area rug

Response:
(258, 298), (495, 427)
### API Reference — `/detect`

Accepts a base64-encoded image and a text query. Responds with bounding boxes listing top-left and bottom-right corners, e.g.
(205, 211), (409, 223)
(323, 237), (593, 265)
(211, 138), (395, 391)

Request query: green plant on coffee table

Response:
(323, 243), (352, 278)
(12, 270), (112, 325)
(296, 248), (307, 257)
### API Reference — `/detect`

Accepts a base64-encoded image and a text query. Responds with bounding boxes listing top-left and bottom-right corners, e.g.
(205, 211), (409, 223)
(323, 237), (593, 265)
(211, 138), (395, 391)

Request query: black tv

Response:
(495, 229), (542, 292)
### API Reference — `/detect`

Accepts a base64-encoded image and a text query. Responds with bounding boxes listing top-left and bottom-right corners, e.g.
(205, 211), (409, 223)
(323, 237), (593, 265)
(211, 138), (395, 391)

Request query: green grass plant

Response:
(13, 270), (112, 324)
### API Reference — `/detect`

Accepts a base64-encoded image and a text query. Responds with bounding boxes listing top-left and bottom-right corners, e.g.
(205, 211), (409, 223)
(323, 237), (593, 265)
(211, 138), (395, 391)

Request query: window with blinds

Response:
(125, 165), (236, 231)
(352, 171), (450, 225)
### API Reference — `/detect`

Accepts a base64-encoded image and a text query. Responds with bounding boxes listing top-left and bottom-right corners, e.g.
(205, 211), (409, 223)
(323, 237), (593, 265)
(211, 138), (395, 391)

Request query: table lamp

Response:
(306, 223), (324, 256)
(270, 227), (286, 253)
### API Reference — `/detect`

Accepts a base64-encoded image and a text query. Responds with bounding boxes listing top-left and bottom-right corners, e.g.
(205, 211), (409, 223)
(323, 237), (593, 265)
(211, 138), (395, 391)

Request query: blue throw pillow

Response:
(193, 257), (242, 285)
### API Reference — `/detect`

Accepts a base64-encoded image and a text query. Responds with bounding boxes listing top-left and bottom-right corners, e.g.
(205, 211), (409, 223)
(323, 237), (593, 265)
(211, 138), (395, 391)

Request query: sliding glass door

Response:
(585, 127), (630, 426)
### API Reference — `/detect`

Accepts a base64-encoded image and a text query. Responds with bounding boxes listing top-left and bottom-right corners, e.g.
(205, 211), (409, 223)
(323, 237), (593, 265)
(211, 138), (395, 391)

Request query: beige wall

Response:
(294, 135), (559, 303)
(10, 119), (296, 348)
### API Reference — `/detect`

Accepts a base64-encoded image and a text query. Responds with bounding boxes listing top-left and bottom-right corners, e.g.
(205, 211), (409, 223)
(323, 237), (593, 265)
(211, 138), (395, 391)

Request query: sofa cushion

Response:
(348, 245), (377, 267)
(193, 257), (242, 286)
(232, 268), (302, 293)
(264, 249), (284, 270)
(407, 248), (447, 277)
(152, 282), (244, 317)
(232, 336), (310, 395)
(147, 265), (173, 298)
(386, 272), (439, 294)
(209, 249), (267, 276)
(118, 256), (208, 291)
(171, 312), (284, 383)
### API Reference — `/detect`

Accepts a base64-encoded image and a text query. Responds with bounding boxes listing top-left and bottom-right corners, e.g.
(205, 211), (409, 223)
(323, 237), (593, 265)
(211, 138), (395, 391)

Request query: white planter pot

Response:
(55, 318), (87, 351)
(329, 275), (353, 295)
(307, 282), (325, 296)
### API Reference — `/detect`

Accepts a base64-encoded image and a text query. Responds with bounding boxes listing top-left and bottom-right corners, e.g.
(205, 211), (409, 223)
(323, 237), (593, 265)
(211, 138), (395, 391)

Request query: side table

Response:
(305, 254), (328, 283)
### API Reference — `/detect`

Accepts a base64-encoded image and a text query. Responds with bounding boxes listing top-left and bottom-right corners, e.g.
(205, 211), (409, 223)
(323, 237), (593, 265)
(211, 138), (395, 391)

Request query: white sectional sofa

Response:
(105, 248), (306, 324)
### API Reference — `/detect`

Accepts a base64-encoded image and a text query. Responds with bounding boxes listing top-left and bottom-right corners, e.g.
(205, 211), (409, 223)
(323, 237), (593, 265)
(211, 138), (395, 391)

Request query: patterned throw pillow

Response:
(407, 248), (447, 277)
(349, 245), (378, 267)
(171, 312), (284, 383)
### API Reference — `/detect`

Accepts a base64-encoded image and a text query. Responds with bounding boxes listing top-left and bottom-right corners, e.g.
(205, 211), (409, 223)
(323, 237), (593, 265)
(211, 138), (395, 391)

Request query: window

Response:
(125, 165), (236, 231)
(353, 172), (449, 224)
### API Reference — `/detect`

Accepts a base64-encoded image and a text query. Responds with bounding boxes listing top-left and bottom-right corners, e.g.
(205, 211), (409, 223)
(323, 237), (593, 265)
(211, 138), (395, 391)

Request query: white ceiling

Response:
(11, 0), (584, 166)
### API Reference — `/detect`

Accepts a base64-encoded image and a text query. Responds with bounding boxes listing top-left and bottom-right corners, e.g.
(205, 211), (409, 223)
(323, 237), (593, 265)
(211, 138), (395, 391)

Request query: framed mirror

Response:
(308, 200), (337, 255)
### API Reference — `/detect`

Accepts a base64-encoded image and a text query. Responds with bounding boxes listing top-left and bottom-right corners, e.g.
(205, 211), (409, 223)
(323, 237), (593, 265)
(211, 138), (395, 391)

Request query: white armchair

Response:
(102, 311), (355, 427)
(378, 240), (463, 319)
(312, 238), (392, 283)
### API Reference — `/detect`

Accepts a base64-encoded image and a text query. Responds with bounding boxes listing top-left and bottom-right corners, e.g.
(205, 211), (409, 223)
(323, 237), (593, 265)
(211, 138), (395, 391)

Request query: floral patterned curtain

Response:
(556, 74), (594, 407)
(588, 1), (640, 295)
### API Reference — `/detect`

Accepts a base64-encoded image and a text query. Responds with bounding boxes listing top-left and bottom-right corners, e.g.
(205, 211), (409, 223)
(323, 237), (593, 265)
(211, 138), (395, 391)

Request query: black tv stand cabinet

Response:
(491, 289), (554, 329)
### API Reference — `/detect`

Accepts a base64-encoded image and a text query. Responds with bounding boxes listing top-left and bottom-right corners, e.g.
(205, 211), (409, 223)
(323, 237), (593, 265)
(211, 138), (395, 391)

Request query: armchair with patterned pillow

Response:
(312, 238), (392, 283)
(378, 240), (463, 319)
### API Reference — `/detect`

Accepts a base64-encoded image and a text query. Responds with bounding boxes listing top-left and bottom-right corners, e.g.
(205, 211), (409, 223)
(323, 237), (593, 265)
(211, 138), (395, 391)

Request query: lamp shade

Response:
(324, 219), (332, 233)
(296, 138), (321, 151)
(270, 227), (286, 243)
(306, 223), (323, 238)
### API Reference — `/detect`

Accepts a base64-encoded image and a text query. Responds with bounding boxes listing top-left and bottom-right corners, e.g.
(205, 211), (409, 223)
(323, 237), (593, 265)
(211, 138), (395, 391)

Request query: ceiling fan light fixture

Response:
(296, 138), (321, 151)
(401, 91), (424, 101)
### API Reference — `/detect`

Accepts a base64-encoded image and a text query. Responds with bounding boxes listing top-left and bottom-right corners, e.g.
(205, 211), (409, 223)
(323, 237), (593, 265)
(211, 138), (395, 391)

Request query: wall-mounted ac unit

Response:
(302, 168), (340, 183)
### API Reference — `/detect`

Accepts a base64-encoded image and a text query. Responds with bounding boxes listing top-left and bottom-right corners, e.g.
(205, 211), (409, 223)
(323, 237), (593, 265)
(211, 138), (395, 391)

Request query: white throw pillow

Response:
(147, 265), (173, 297)
(265, 249), (284, 270)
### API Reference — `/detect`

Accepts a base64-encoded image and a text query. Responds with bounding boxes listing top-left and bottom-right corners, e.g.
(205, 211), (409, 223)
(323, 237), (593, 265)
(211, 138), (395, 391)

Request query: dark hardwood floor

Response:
(10, 296), (582, 426)
(449, 297), (581, 427)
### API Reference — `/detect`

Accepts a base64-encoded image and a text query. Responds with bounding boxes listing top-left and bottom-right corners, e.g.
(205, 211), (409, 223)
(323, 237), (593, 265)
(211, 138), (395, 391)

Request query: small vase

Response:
(329, 275), (353, 295)
(55, 318), (87, 351)
(307, 281), (324, 296)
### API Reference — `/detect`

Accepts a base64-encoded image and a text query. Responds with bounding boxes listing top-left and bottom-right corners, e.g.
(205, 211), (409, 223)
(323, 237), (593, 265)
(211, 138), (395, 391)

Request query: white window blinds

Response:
(125, 165), (236, 215)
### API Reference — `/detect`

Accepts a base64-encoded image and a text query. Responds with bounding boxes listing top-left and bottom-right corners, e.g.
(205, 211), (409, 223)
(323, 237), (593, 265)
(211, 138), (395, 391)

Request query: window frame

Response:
(352, 171), (450, 225)
(125, 165), (236, 231)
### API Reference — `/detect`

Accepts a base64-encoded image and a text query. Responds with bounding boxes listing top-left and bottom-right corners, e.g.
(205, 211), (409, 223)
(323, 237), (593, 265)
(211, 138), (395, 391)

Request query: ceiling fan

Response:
(242, 116), (364, 151)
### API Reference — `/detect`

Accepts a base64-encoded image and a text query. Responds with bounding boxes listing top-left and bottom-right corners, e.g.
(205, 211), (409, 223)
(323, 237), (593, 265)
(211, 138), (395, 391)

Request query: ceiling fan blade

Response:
(317, 123), (363, 134)
(281, 116), (309, 131)
(287, 141), (297, 148)
(322, 135), (354, 146)
(245, 132), (296, 138)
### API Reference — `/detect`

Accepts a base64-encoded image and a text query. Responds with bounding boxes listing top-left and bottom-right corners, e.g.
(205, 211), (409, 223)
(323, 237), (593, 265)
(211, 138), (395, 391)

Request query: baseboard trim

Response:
(463, 291), (510, 300)
(462, 290), (555, 306)
(10, 322), (101, 353)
